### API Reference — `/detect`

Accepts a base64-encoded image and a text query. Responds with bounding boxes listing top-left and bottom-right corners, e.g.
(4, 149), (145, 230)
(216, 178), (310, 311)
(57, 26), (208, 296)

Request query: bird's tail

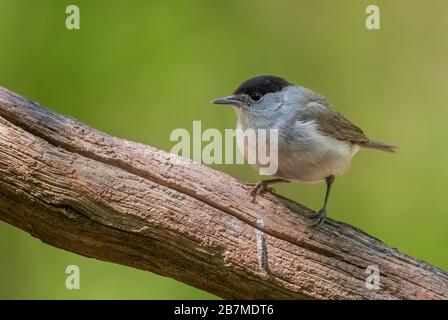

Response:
(360, 140), (398, 153)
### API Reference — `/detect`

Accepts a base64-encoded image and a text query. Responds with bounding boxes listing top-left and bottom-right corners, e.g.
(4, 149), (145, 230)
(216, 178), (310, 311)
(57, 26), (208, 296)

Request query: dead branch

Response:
(0, 86), (446, 299)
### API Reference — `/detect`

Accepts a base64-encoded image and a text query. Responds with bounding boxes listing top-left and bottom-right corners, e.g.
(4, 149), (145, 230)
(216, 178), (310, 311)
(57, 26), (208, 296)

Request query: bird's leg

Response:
(307, 175), (335, 227)
(249, 178), (289, 202)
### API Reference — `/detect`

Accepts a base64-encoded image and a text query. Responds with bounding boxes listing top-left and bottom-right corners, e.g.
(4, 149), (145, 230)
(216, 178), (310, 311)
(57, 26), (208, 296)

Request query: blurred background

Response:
(0, 0), (447, 299)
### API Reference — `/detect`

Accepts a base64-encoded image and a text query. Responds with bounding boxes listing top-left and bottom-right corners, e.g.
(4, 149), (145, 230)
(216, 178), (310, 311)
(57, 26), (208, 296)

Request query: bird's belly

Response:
(275, 135), (354, 183)
(235, 120), (356, 183)
(240, 136), (354, 183)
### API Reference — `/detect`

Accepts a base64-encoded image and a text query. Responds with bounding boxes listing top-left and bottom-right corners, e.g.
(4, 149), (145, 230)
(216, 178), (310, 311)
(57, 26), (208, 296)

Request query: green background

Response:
(0, 0), (447, 299)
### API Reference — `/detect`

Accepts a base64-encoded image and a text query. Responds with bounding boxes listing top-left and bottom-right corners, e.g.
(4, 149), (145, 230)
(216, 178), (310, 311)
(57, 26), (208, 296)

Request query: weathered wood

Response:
(0, 86), (446, 300)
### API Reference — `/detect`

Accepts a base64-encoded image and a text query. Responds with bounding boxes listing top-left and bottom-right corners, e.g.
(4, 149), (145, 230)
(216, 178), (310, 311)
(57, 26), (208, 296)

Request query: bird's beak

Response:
(211, 95), (240, 106)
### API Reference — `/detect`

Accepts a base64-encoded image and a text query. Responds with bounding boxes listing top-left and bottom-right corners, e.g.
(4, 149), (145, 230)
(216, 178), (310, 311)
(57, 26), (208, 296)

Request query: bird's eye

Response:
(250, 92), (263, 102)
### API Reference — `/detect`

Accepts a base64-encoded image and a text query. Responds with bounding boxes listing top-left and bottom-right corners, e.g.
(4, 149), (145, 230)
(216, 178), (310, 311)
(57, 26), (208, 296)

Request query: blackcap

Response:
(212, 75), (396, 226)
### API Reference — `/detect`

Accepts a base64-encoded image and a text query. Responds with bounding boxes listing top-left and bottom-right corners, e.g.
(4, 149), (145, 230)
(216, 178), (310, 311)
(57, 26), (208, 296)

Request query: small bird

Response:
(212, 75), (396, 226)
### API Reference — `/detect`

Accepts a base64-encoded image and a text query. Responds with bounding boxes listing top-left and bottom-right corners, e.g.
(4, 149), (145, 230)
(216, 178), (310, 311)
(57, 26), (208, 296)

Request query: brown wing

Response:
(299, 95), (369, 144)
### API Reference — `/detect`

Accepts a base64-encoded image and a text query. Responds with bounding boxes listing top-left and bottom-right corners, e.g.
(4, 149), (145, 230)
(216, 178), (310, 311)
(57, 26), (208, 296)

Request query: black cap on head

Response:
(233, 75), (292, 97)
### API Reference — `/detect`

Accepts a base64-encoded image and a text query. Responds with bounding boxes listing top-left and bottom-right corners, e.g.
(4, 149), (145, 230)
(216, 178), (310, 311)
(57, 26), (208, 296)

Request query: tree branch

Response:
(0, 86), (446, 300)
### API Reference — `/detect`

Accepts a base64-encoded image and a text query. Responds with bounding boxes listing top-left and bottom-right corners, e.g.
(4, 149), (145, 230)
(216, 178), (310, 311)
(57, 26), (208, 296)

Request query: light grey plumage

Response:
(212, 75), (396, 226)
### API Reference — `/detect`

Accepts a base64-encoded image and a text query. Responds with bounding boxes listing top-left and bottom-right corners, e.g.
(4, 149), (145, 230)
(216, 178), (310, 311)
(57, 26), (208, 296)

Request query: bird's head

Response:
(212, 75), (293, 113)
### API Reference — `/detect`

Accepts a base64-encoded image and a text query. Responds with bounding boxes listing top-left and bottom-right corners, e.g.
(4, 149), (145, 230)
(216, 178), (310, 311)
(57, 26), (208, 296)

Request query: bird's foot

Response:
(306, 208), (327, 227)
(248, 182), (275, 203)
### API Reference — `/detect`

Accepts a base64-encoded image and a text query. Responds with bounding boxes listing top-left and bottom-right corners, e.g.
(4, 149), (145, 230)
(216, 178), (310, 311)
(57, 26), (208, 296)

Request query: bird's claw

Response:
(306, 208), (327, 227)
(248, 182), (275, 202)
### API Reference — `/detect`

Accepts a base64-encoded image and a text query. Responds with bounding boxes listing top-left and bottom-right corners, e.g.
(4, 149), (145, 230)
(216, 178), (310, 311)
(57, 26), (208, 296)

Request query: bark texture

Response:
(0, 86), (447, 299)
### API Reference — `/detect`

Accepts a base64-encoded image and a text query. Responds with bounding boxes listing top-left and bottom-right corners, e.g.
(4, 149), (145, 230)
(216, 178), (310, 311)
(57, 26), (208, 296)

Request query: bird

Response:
(212, 75), (396, 226)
